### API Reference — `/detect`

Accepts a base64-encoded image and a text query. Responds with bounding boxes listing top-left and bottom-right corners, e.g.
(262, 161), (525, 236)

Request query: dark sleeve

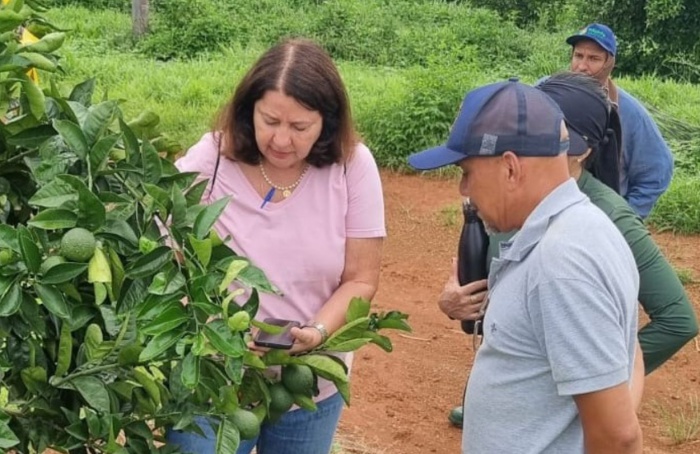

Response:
(608, 205), (698, 373)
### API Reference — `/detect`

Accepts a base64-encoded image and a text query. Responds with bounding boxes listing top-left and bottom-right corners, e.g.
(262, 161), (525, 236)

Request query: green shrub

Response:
(140, 0), (237, 60)
(358, 63), (491, 169)
(571, 0), (700, 81)
(45, 0), (129, 11)
(647, 175), (700, 234)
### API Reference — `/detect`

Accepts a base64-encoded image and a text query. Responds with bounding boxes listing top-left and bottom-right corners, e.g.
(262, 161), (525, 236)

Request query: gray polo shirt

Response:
(462, 179), (639, 453)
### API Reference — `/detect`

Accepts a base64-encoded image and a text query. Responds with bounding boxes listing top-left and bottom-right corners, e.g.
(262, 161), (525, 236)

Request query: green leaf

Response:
(42, 262), (88, 284)
(204, 320), (246, 358)
(126, 246), (172, 279)
(322, 338), (372, 352)
(224, 356), (245, 385)
(137, 294), (176, 321)
(90, 133), (120, 174)
(57, 175), (106, 231)
(69, 78), (95, 106)
(188, 234), (212, 268)
(0, 420), (20, 449)
(107, 248), (125, 301)
(119, 118), (140, 164)
(139, 330), (182, 362)
(53, 119), (88, 159)
(0, 225), (19, 251)
(94, 282), (107, 306)
(27, 208), (77, 230)
(215, 418), (240, 454)
(346, 297), (371, 323)
(185, 179), (209, 207)
(28, 178), (77, 208)
(296, 354), (349, 384)
(143, 183), (170, 211)
(0, 277), (21, 317)
(100, 219), (139, 247)
(181, 352), (200, 389)
(0, 10), (25, 34)
(6, 124), (56, 148)
(366, 332), (393, 352)
(293, 394), (318, 412)
(142, 304), (188, 335)
(18, 227), (41, 273)
(242, 288), (260, 320)
(84, 323), (104, 361)
(242, 350), (266, 369)
(110, 380), (139, 400)
(335, 380), (351, 405)
(171, 183), (188, 228)
(84, 101), (117, 146)
(34, 283), (70, 319)
(55, 321), (73, 377)
(376, 315), (412, 332)
(324, 317), (370, 349)
(71, 376), (111, 414)
(20, 366), (47, 393)
(141, 140), (162, 184)
(21, 72), (45, 119)
(88, 247), (112, 283)
(148, 268), (185, 296)
(193, 196), (231, 240)
(19, 31), (65, 53)
(237, 265), (277, 294)
(219, 259), (248, 293)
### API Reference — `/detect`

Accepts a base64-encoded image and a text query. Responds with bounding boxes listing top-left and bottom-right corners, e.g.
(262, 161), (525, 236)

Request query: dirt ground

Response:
(339, 170), (700, 454)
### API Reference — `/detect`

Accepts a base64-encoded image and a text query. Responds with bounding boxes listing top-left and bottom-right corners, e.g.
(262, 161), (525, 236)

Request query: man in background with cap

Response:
(566, 22), (673, 219)
(409, 79), (642, 453)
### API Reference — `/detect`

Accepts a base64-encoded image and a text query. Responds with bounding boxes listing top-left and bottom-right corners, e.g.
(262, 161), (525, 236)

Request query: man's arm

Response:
(574, 382), (642, 453)
(619, 93), (673, 218)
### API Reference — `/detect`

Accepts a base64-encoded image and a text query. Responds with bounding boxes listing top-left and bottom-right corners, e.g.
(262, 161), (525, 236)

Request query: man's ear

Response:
(500, 151), (522, 189)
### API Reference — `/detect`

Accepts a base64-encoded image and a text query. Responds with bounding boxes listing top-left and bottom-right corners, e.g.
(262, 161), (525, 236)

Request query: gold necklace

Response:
(259, 161), (309, 198)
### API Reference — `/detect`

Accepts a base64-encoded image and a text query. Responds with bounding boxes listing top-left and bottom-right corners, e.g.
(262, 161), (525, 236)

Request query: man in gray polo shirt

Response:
(408, 79), (642, 453)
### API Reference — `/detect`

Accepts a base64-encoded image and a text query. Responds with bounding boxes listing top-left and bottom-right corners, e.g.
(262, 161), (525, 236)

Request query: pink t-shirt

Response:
(176, 133), (386, 401)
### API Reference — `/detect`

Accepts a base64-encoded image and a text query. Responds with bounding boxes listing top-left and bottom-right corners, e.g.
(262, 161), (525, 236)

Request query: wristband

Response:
(304, 322), (329, 344)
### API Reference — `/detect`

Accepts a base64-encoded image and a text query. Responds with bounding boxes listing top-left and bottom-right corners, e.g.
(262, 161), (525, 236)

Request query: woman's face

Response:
(253, 90), (323, 169)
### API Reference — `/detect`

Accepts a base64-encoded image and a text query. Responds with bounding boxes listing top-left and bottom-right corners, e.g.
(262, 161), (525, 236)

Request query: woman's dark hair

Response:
(539, 71), (622, 193)
(215, 38), (357, 167)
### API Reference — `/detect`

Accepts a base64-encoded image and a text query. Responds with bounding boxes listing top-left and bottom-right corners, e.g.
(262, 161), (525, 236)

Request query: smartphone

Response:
(253, 318), (301, 349)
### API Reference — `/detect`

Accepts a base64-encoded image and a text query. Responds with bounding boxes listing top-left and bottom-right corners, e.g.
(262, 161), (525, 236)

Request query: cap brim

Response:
(565, 35), (588, 46)
(567, 127), (588, 156)
(566, 35), (614, 55)
(408, 145), (467, 171)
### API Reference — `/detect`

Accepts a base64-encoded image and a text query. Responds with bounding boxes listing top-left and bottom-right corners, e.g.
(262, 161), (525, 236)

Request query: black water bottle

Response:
(457, 201), (489, 335)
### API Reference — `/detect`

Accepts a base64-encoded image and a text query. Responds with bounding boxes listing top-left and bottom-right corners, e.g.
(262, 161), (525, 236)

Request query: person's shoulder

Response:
(617, 87), (650, 116)
(580, 173), (634, 217)
(345, 142), (378, 171)
(543, 200), (624, 256)
(175, 131), (221, 172)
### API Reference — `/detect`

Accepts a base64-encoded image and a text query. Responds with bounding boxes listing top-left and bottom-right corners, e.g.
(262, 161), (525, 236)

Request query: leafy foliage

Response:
(45, 0), (129, 12)
(0, 3), (411, 453)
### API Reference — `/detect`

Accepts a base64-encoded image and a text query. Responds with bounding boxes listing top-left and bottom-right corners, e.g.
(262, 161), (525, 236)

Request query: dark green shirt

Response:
(487, 171), (698, 374)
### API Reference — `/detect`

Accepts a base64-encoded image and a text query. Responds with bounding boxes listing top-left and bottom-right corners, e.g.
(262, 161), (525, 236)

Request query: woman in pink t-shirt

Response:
(166, 38), (386, 454)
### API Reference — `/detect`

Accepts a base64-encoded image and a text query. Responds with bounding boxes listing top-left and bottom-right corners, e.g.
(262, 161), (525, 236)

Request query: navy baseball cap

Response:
(566, 23), (617, 56)
(407, 78), (574, 171)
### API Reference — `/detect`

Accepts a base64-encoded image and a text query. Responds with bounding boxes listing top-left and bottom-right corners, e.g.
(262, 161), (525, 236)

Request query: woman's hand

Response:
(438, 258), (488, 320)
(288, 326), (324, 354)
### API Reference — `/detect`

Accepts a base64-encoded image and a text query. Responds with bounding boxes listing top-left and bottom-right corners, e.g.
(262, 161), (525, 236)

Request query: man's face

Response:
(458, 157), (505, 233)
(570, 40), (612, 84)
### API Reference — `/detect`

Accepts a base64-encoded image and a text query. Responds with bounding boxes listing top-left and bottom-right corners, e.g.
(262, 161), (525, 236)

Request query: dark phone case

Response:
(253, 319), (301, 349)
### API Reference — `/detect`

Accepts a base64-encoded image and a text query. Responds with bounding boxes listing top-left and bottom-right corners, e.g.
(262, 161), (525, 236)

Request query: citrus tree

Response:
(0, 2), (411, 453)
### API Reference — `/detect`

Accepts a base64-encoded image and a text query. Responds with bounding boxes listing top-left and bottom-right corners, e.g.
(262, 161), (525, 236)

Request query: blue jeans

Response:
(166, 392), (344, 454)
